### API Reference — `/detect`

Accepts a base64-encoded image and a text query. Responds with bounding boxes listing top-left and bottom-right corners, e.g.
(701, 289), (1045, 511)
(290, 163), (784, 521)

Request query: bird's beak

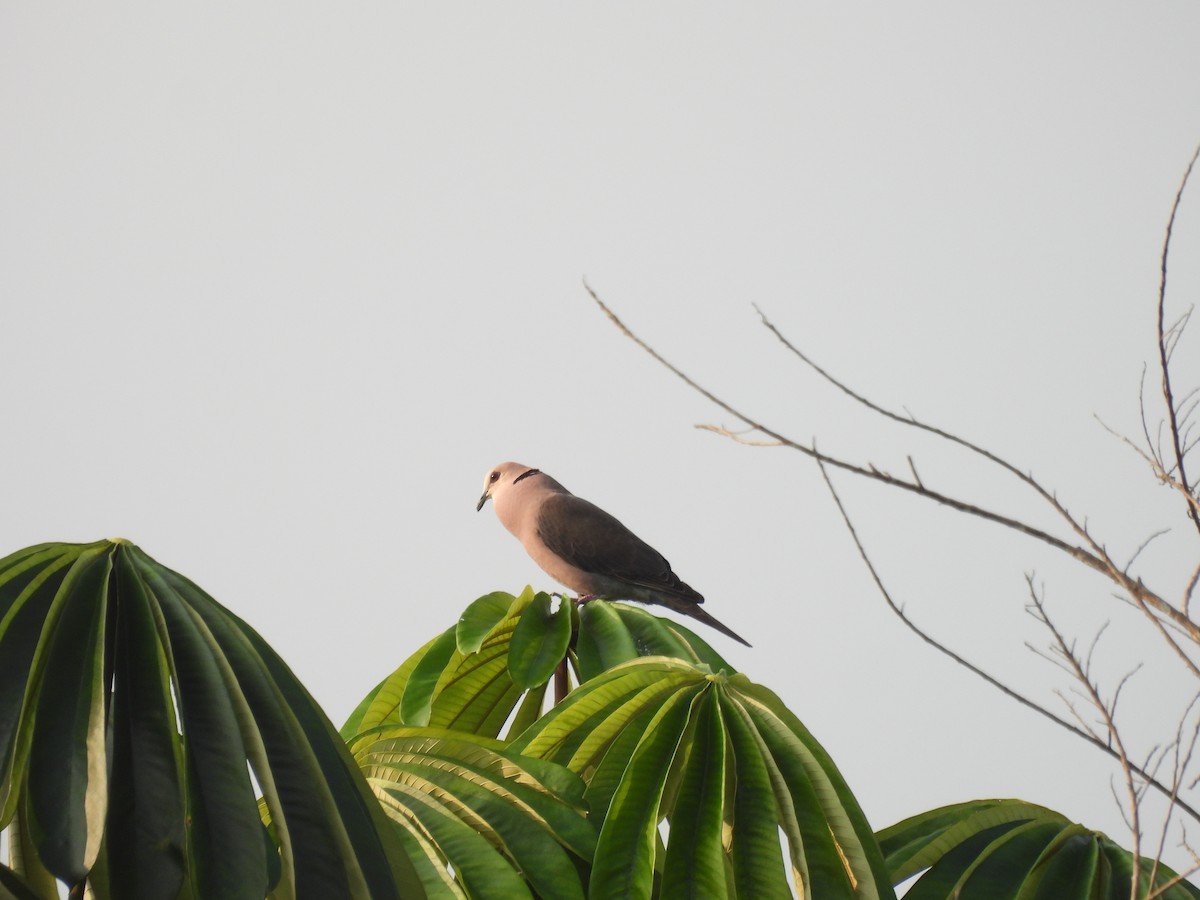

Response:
(476, 490), (490, 512)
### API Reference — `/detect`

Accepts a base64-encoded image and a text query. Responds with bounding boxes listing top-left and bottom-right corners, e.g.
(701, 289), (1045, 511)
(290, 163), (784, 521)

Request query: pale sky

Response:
(4, 1), (1200, 882)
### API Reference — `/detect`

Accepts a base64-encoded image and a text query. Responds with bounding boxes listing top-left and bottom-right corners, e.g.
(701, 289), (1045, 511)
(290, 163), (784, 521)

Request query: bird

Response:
(477, 461), (750, 646)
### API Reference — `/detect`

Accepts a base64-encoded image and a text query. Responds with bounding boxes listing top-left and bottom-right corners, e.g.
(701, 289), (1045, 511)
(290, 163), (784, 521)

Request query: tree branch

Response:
(1157, 141), (1200, 538)
(813, 452), (1200, 827)
(587, 283), (1200, 648)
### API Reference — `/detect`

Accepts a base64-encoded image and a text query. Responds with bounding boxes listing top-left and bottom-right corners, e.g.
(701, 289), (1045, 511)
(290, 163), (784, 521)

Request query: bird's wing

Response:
(536, 493), (702, 602)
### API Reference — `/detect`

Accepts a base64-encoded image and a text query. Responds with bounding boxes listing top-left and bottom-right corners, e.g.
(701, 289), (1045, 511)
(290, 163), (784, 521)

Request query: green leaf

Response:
(103, 557), (186, 900)
(613, 605), (732, 672)
(137, 562), (272, 900)
(186, 592), (421, 897)
(456, 591), (519, 654)
(983, 821), (1076, 897)
(26, 547), (112, 884)
(878, 799), (1060, 883)
(661, 693), (729, 900)
(389, 823), (468, 900)
(899, 821), (1020, 899)
(161, 568), (354, 898)
(405, 765), (583, 898)
(4, 804), (58, 900)
(508, 593), (573, 691)
(0, 544), (89, 826)
(427, 635), (523, 737)
(578, 697), (665, 829)
(576, 601), (639, 682)
(356, 728), (595, 899)
(511, 658), (701, 773)
(345, 632), (447, 738)
(588, 689), (698, 900)
(735, 676), (892, 898)
(877, 800), (1200, 900)
(721, 692), (792, 899)
(400, 627), (460, 727)
(1023, 829), (1098, 900)
(377, 781), (534, 899)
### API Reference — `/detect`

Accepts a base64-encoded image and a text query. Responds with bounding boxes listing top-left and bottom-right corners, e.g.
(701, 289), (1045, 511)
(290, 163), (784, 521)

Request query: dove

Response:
(477, 461), (750, 646)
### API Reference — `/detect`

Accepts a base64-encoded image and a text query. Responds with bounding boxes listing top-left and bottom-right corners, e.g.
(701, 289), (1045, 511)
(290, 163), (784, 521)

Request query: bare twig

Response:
(1098, 413), (1200, 527)
(1185, 561), (1200, 620)
(1124, 583), (1200, 681)
(695, 424), (783, 447)
(1109, 662), (1143, 725)
(1140, 366), (1162, 472)
(1026, 584), (1143, 898)
(1147, 698), (1200, 897)
(1156, 141), (1200, 538)
(907, 455), (925, 490)
(1123, 530), (1171, 574)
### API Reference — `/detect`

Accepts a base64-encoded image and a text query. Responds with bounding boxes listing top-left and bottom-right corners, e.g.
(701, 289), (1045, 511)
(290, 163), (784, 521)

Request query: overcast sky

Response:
(4, 1), (1200, 882)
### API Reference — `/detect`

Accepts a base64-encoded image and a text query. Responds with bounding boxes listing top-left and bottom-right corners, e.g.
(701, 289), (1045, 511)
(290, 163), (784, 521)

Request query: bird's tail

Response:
(678, 603), (752, 648)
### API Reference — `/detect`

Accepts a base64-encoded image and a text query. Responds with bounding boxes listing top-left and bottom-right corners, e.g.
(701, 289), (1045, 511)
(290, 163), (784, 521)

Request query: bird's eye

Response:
(489, 471), (501, 483)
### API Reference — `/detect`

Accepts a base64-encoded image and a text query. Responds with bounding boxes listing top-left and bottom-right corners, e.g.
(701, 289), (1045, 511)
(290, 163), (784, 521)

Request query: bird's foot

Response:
(575, 593), (598, 606)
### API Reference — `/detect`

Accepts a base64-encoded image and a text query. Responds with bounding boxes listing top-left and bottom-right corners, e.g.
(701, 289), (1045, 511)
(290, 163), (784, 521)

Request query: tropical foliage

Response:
(0, 540), (1195, 898)
(879, 800), (1199, 899)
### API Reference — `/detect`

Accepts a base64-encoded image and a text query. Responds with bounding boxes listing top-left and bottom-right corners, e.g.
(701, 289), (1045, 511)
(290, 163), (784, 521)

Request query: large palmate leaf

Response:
(0, 540), (421, 900)
(574, 600), (733, 683)
(349, 726), (597, 899)
(344, 589), (546, 742)
(508, 593), (573, 690)
(877, 799), (1200, 899)
(343, 588), (735, 743)
(509, 656), (895, 900)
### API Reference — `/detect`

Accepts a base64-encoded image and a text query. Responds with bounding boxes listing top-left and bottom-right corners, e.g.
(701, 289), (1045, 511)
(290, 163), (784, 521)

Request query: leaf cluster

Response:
(1, 543), (1195, 898)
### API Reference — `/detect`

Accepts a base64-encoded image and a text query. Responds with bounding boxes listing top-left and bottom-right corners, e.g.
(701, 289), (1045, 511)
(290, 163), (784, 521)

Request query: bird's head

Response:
(476, 461), (542, 511)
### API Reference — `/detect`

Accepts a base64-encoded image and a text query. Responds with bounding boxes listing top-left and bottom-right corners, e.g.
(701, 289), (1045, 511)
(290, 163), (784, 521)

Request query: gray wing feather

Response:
(536, 493), (703, 602)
